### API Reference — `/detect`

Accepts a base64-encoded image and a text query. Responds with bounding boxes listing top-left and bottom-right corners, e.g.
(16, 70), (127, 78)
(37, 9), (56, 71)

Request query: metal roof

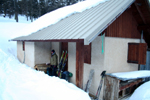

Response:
(12, 0), (135, 45)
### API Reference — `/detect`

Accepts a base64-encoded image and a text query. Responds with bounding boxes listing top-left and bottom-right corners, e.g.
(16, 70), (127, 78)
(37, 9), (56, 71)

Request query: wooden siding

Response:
(84, 43), (91, 64)
(128, 43), (147, 65)
(105, 9), (141, 39)
(76, 42), (84, 88)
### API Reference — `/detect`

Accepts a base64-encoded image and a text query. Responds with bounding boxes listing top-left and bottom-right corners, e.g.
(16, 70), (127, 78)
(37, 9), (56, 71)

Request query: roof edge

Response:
(11, 39), (84, 43)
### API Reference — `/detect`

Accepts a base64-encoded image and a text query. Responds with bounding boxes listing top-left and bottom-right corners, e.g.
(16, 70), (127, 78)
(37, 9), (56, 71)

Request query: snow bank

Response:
(15, 0), (109, 37)
(0, 49), (90, 100)
(129, 81), (150, 100)
(107, 71), (150, 81)
(0, 16), (90, 100)
(0, 16), (29, 56)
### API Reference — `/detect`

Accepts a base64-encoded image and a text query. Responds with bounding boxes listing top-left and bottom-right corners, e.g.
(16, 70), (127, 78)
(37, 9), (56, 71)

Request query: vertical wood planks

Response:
(105, 9), (141, 39)
(84, 43), (91, 64)
(76, 42), (84, 88)
(104, 75), (119, 100)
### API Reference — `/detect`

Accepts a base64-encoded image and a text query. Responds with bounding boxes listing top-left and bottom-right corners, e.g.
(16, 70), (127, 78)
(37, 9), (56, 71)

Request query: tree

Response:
(14, 0), (19, 22)
(0, 0), (82, 22)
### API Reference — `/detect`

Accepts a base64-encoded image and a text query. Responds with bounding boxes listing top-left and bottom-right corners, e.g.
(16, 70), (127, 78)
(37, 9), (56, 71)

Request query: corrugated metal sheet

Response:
(140, 51), (150, 82)
(12, 0), (135, 45)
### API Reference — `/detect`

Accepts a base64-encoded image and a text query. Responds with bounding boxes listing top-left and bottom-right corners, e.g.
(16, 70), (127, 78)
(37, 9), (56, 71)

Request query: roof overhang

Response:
(11, 39), (84, 43)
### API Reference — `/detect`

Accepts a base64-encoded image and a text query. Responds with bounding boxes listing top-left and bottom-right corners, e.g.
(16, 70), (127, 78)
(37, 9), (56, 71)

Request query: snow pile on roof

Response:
(16, 0), (109, 37)
(0, 16), (90, 100)
(129, 81), (150, 100)
(107, 71), (150, 81)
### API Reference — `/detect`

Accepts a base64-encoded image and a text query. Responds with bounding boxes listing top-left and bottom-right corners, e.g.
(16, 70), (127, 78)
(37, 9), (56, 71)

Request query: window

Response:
(127, 43), (147, 65)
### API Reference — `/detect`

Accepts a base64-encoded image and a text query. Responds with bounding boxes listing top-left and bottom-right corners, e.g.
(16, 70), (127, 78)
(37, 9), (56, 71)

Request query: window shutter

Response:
(138, 43), (147, 65)
(22, 41), (25, 51)
(127, 43), (147, 65)
(84, 43), (91, 64)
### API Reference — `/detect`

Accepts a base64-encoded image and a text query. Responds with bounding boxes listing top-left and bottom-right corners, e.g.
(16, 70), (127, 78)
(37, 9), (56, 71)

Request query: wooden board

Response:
(104, 76), (119, 100)
(76, 42), (84, 89)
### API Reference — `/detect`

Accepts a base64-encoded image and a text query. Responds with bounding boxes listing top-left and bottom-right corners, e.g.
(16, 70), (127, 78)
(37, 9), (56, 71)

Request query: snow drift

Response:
(0, 16), (90, 100)
(129, 81), (150, 100)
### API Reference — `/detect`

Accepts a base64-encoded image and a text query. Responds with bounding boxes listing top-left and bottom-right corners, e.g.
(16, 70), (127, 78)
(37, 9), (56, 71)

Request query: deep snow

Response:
(129, 81), (150, 100)
(1, 0), (150, 99)
(0, 16), (90, 100)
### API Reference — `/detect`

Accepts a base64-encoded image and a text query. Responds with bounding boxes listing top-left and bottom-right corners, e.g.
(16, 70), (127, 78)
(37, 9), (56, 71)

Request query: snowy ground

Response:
(0, 15), (90, 100)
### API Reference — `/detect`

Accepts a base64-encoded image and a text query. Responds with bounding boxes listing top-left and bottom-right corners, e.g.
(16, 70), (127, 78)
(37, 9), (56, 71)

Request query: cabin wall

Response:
(34, 42), (51, 65)
(83, 36), (141, 100)
(17, 41), (35, 68)
(83, 36), (105, 99)
(105, 8), (141, 39)
(104, 37), (140, 73)
(51, 42), (61, 61)
(25, 42), (35, 68)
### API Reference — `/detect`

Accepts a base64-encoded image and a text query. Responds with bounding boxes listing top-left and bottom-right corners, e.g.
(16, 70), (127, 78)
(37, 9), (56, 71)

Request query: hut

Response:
(11, 0), (150, 99)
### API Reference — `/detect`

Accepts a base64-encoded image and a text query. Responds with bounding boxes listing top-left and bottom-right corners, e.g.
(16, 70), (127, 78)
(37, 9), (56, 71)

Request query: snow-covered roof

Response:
(12, 0), (135, 45)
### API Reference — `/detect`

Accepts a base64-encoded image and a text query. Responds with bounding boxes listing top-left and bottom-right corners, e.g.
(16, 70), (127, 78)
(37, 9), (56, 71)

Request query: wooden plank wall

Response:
(76, 42), (84, 88)
(104, 76), (119, 100)
(105, 8), (141, 39)
(84, 43), (91, 64)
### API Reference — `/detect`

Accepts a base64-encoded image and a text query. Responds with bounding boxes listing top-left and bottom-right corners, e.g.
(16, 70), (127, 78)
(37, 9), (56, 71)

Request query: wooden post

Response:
(76, 42), (84, 89)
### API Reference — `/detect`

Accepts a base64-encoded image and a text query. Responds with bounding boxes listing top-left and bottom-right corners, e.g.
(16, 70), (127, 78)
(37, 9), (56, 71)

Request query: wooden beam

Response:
(76, 42), (84, 89)
(134, 2), (146, 24)
(138, 24), (150, 31)
(119, 79), (142, 91)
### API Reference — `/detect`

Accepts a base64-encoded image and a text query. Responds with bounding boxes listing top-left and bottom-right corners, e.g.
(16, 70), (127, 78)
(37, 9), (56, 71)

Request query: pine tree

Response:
(14, 0), (19, 22)
(0, 0), (5, 14)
